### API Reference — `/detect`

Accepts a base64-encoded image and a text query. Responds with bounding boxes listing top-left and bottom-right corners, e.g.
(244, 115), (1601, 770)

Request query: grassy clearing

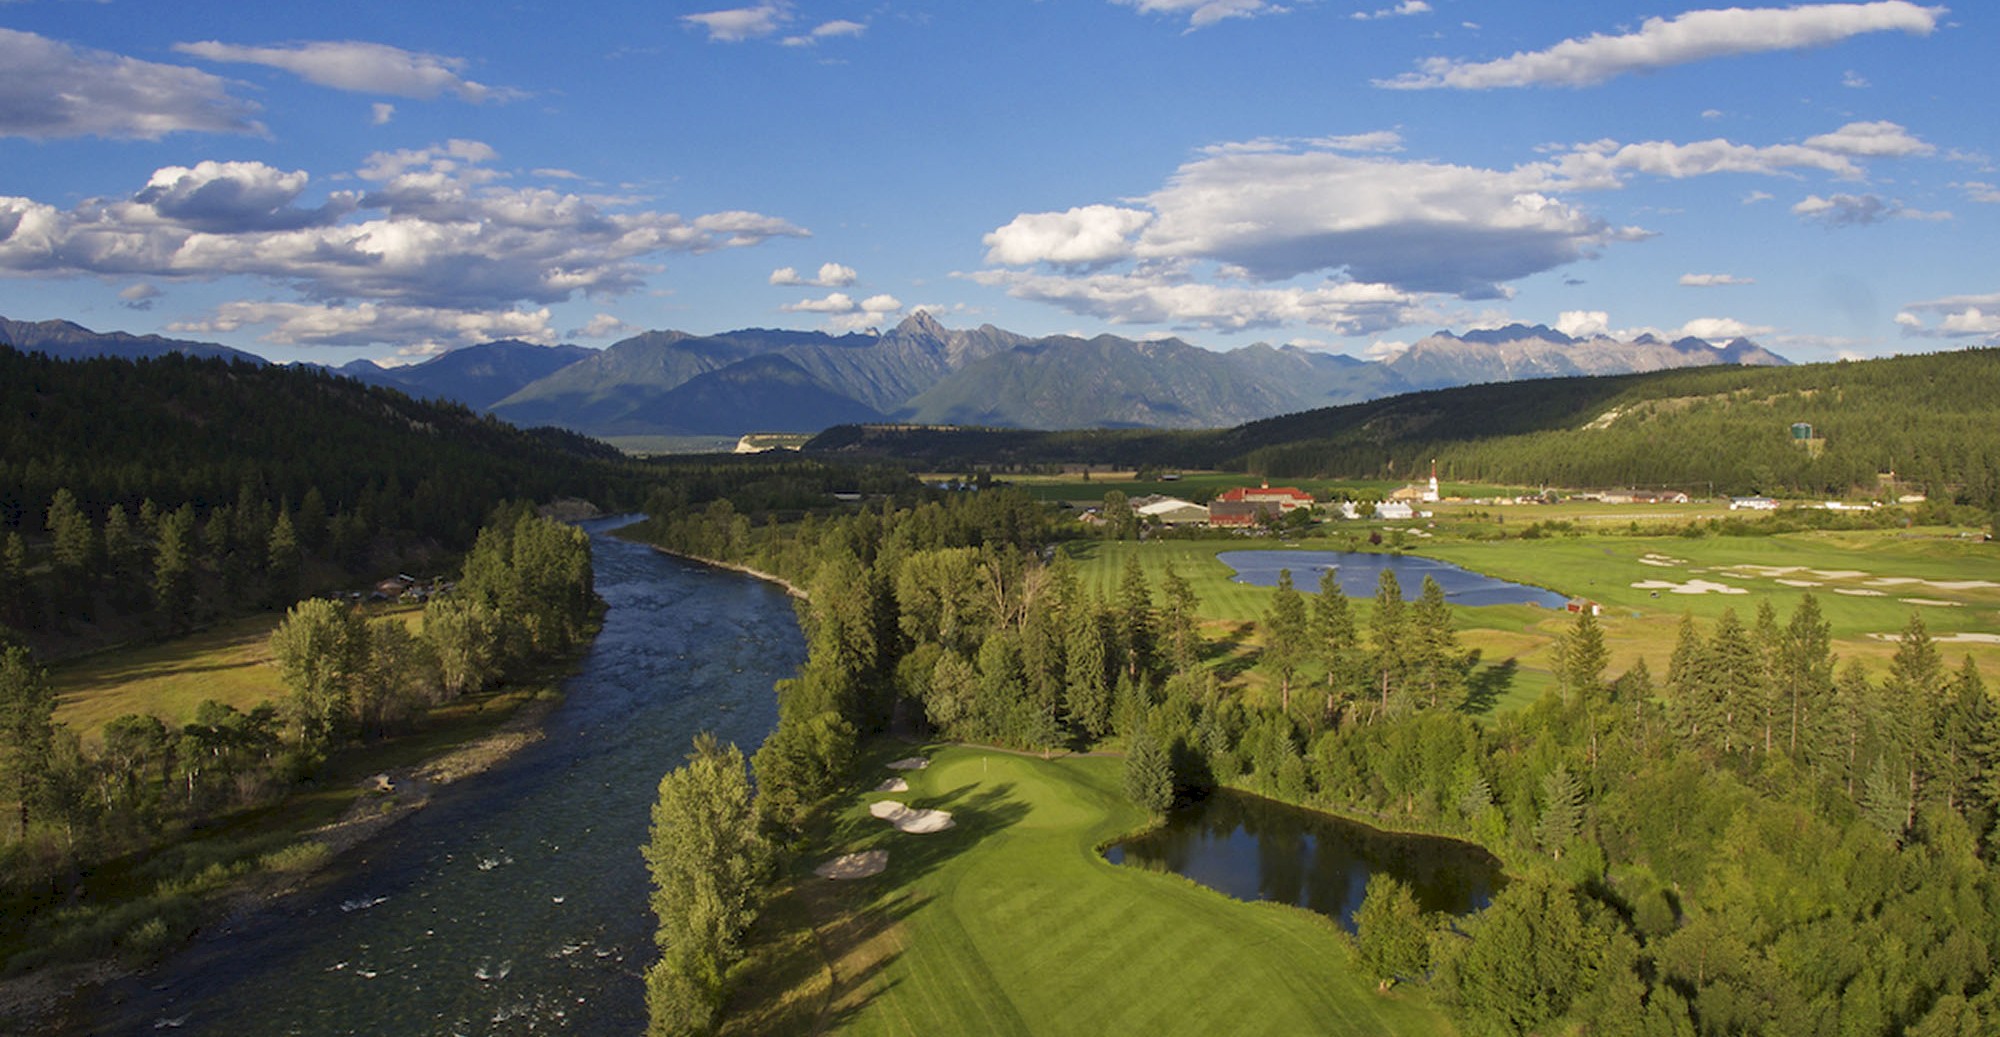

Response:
(50, 605), (425, 743)
(730, 744), (1451, 1036)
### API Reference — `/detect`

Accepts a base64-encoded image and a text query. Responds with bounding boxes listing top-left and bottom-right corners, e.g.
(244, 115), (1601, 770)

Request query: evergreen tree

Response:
(1408, 575), (1468, 711)
(1368, 569), (1407, 719)
(1263, 569), (1309, 715)
(1115, 554), (1154, 680)
(45, 487), (96, 574)
(1355, 873), (1432, 984)
(1063, 597), (1112, 739)
(1664, 613), (1707, 748)
(1312, 568), (1361, 721)
(266, 510), (301, 608)
(0, 645), (56, 838)
(1555, 607), (1608, 708)
(152, 504), (197, 624)
(1157, 562), (1201, 674)
(0, 532), (27, 626)
(1536, 764), (1586, 860)
(1124, 725), (1174, 815)
(1776, 593), (1834, 761)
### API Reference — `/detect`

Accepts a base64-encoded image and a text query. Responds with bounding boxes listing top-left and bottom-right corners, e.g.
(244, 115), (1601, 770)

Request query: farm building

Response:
(1375, 501), (1416, 520)
(1213, 483), (1316, 513)
(1136, 497), (1209, 526)
(1730, 496), (1778, 511)
(1207, 500), (1270, 528)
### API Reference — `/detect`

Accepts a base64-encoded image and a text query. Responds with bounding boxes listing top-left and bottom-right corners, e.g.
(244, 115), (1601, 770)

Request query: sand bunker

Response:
(869, 799), (955, 834)
(1775, 579), (1823, 587)
(1867, 577), (1922, 587)
(815, 850), (889, 880)
(1929, 580), (2000, 591)
(1899, 598), (1965, 608)
(1809, 569), (1868, 580)
(874, 777), (909, 792)
(1638, 557), (1680, 568)
(1871, 631), (2000, 645)
(886, 757), (930, 771)
(1631, 579), (1748, 595)
(1834, 588), (1886, 597)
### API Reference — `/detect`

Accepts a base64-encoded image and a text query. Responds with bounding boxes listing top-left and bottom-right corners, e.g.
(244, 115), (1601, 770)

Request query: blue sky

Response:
(0, 1), (1992, 365)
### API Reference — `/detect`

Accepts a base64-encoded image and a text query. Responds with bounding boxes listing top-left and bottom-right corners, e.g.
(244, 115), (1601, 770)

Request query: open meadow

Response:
(726, 744), (1453, 1037)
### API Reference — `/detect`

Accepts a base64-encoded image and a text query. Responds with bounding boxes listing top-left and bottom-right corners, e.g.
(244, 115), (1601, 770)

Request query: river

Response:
(83, 518), (806, 1035)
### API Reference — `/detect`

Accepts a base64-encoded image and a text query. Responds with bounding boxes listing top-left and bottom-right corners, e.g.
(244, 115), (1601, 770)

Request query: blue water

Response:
(1105, 790), (1503, 932)
(1216, 549), (1567, 609)
(81, 517), (807, 1035)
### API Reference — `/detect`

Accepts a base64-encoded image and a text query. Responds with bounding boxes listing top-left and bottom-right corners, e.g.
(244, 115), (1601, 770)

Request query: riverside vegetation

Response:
(0, 507), (594, 974)
(638, 482), (2000, 1036)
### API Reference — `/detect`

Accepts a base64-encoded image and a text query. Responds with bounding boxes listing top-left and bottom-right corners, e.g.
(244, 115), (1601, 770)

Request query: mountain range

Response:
(0, 313), (1790, 436)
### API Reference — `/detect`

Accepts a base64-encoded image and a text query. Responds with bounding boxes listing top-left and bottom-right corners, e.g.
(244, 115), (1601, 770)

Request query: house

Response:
(1730, 496), (1778, 511)
(1630, 489), (1691, 505)
(1136, 497), (1209, 526)
(1567, 598), (1603, 616)
(1335, 501), (1361, 520)
(1376, 501), (1415, 520)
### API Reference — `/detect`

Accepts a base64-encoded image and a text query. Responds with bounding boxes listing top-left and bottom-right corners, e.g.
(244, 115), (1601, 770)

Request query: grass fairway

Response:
(785, 745), (1452, 1036)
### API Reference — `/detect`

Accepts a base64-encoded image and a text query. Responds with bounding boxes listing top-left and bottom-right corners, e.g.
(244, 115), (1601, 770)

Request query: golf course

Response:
(742, 744), (1454, 1036)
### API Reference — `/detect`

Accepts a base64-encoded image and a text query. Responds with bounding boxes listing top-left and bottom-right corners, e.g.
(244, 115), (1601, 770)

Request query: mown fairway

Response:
(793, 746), (1452, 1037)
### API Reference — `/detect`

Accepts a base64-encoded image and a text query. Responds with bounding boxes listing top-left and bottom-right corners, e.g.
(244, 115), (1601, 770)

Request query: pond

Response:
(1104, 790), (1504, 932)
(1217, 549), (1568, 609)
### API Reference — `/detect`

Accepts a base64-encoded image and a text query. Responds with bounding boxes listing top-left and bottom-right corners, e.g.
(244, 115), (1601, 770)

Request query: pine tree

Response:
(266, 510), (301, 607)
(1556, 607), (1608, 708)
(1063, 598), (1112, 739)
(1355, 873), (1432, 983)
(1777, 594), (1834, 761)
(1124, 726), (1175, 815)
(152, 504), (197, 625)
(1312, 568), (1361, 721)
(45, 487), (96, 574)
(1369, 569), (1407, 719)
(1157, 562), (1201, 674)
(1115, 554), (1154, 680)
(1536, 764), (1586, 859)
(0, 645), (56, 838)
(1264, 569), (1309, 715)
(1408, 575), (1468, 711)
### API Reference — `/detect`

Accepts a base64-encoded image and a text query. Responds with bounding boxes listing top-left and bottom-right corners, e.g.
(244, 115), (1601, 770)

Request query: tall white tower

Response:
(1424, 459), (1439, 503)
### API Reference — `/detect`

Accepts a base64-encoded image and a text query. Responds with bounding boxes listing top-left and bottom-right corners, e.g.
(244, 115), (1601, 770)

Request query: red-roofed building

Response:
(1207, 482), (1315, 526)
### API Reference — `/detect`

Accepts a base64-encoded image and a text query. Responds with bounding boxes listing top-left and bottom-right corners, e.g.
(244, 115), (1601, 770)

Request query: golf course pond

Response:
(1218, 549), (1569, 608)
(1105, 790), (1505, 932)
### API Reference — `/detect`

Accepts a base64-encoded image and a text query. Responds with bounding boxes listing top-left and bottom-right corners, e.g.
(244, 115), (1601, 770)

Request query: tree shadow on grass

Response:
(1461, 656), (1516, 715)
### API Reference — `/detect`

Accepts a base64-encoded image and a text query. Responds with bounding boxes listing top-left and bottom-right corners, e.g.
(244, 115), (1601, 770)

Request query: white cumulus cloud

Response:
(684, 5), (792, 42)
(1680, 273), (1755, 287)
(1897, 291), (2000, 342)
(770, 262), (859, 287)
(1353, 1), (1430, 20)
(572, 313), (636, 339)
(983, 206), (1156, 267)
(966, 267), (1425, 336)
(173, 301), (557, 350)
(0, 28), (263, 140)
(1555, 310), (1611, 338)
(1109, 0), (1286, 30)
(1379, 2), (1944, 90)
(1803, 120), (1933, 157)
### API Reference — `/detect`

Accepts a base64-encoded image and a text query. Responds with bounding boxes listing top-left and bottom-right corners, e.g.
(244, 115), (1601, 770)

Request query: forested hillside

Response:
(813, 348), (2000, 503)
(0, 346), (637, 650)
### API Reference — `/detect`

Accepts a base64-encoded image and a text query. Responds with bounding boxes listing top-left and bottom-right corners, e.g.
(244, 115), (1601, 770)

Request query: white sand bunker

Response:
(1900, 598), (1965, 608)
(1776, 579), (1823, 587)
(1835, 588), (1887, 597)
(874, 777), (909, 793)
(1810, 569), (1868, 580)
(815, 850), (889, 880)
(1638, 556), (1682, 568)
(1632, 579), (1748, 595)
(1871, 631), (2000, 645)
(886, 757), (930, 771)
(869, 799), (955, 833)
(1867, 577), (1922, 587)
(1930, 580), (2000, 591)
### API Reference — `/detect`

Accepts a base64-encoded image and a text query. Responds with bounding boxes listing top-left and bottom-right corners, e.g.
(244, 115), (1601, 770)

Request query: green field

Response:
(50, 605), (426, 742)
(1062, 529), (2000, 715)
(749, 745), (1451, 1036)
